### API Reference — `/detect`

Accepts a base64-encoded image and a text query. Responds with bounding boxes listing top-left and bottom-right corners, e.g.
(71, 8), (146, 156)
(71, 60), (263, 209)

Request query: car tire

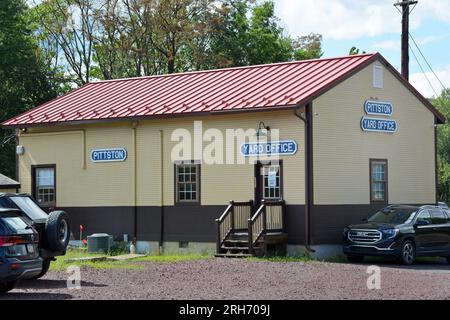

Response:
(29, 259), (51, 280)
(45, 210), (70, 252)
(0, 281), (16, 294)
(400, 240), (415, 265)
(346, 255), (364, 263)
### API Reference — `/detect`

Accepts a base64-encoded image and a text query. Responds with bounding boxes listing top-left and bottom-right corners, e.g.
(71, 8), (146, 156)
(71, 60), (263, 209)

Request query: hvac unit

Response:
(87, 233), (113, 253)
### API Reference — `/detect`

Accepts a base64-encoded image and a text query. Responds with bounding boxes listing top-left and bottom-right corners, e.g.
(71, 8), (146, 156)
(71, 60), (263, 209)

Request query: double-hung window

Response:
(32, 165), (56, 208)
(175, 161), (200, 204)
(370, 159), (388, 203)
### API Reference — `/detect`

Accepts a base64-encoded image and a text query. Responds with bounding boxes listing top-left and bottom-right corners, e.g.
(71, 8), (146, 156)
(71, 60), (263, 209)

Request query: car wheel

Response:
(346, 255), (364, 263)
(0, 281), (16, 294)
(45, 211), (70, 252)
(400, 240), (415, 265)
(29, 259), (51, 280)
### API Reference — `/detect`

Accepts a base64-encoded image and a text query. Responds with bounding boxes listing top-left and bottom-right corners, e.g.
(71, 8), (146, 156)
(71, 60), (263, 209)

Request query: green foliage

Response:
(433, 89), (450, 202)
(0, 0), (57, 179)
(349, 46), (366, 55)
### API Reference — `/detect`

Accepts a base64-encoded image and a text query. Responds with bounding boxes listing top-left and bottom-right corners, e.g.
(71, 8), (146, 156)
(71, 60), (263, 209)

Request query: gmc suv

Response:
(343, 204), (450, 265)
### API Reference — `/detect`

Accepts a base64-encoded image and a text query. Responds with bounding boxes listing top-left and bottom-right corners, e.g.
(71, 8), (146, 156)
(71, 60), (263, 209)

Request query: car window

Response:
(416, 210), (433, 224)
(0, 215), (29, 234)
(0, 196), (18, 209)
(431, 209), (449, 224)
(368, 207), (417, 224)
(9, 196), (48, 220)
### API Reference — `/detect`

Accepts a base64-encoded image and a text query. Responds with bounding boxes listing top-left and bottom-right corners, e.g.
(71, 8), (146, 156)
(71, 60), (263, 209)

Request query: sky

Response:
(273, 0), (450, 98)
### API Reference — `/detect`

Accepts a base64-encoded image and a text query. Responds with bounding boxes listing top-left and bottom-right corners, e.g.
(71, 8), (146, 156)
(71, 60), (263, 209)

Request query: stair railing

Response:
(216, 200), (253, 254)
(248, 199), (286, 254)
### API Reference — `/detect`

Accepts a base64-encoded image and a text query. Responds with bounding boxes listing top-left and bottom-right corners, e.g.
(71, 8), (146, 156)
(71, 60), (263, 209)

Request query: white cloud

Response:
(372, 40), (400, 50)
(274, 0), (450, 40)
(410, 64), (450, 98)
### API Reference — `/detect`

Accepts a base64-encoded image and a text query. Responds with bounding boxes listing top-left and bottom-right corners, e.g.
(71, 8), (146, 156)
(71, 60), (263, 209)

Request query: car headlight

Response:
(343, 227), (350, 236)
(383, 228), (399, 238)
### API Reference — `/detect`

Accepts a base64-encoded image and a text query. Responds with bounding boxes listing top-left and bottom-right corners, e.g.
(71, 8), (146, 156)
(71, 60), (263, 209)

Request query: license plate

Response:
(27, 244), (35, 254)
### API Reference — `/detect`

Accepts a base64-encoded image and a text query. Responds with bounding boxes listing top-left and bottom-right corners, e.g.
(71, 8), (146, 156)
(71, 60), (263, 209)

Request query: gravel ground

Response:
(2, 259), (450, 300)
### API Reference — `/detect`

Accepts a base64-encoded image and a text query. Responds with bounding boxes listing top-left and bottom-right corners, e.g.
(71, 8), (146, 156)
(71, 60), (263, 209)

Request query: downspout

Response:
(132, 123), (138, 244)
(294, 103), (315, 253)
(159, 129), (164, 255)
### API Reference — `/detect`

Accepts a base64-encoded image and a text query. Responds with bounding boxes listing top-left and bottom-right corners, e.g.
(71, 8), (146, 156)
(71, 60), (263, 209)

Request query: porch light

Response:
(256, 121), (270, 137)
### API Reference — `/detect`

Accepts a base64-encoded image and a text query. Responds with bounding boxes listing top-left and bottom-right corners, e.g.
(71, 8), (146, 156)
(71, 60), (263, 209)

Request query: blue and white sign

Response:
(361, 117), (397, 133)
(240, 140), (298, 157)
(90, 148), (128, 163)
(364, 100), (393, 116)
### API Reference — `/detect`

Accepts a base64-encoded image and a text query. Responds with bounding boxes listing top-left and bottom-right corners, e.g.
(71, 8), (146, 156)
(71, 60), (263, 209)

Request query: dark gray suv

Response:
(0, 208), (42, 293)
(0, 193), (70, 279)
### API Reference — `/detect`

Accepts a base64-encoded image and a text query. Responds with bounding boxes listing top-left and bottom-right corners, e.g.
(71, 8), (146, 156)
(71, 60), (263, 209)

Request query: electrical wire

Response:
(409, 32), (448, 92)
(409, 43), (439, 97)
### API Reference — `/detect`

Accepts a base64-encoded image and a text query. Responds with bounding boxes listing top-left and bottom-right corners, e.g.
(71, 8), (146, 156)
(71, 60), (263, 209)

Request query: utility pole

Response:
(394, 0), (418, 81)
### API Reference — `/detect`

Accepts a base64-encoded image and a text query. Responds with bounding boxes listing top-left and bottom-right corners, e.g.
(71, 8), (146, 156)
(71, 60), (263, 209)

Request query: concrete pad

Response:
(65, 256), (108, 263)
(107, 254), (145, 261)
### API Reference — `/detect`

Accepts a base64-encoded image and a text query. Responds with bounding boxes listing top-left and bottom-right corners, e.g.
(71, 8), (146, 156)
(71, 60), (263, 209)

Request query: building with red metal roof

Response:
(2, 53), (444, 258)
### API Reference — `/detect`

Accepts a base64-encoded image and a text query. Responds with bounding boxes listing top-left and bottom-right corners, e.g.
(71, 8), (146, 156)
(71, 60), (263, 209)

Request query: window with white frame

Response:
(370, 159), (387, 202)
(175, 162), (200, 203)
(262, 164), (282, 200)
(34, 166), (56, 207)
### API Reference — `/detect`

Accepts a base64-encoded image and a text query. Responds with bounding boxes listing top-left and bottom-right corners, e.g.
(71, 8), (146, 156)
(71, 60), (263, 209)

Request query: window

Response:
(262, 164), (282, 200)
(32, 165), (56, 208)
(431, 209), (450, 224)
(373, 65), (383, 88)
(370, 159), (388, 203)
(416, 210), (432, 224)
(175, 162), (200, 203)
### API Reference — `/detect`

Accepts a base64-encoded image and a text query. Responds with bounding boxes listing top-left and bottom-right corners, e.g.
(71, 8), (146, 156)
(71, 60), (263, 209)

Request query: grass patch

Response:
(49, 248), (211, 272)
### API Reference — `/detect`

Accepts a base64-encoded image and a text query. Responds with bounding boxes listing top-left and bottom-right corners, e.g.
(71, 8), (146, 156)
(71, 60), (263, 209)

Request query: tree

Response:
(293, 33), (323, 60)
(32, 0), (97, 86)
(349, 46), (366, 55)
(209, 0), (316, 68)
(0, 0), (57, 178)
(434, 88), (450, 202)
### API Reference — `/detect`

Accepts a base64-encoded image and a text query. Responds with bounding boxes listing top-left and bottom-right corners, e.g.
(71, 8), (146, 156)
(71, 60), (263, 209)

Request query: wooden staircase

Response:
(215, 200), (287, 258)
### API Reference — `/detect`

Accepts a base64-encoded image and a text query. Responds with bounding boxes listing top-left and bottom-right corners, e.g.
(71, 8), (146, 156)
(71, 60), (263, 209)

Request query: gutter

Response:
(294, 103), (315, 253)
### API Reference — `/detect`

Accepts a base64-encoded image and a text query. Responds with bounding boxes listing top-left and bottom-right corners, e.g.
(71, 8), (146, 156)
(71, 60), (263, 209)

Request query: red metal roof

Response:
(3, 52), (442, 127)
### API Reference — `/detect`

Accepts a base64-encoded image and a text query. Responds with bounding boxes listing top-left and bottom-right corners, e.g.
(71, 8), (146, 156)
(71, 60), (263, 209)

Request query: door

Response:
(255, 161), (283, 205)
(414, 209), (437, 254)
(430, 209), (450, 254)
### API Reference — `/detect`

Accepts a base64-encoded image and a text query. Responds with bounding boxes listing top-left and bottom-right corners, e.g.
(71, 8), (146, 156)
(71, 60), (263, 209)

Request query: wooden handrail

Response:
(216, 200), (253, 254)
(248, 200), (285, 254)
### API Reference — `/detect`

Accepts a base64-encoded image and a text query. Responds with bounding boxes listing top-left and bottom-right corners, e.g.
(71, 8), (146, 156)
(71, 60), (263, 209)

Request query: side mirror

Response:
(415, 219), (429, 226)
(362, 217), (368, 222)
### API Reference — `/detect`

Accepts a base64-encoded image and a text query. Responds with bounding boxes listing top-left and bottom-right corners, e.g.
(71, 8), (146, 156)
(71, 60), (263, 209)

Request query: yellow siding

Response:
(0, 188), (18, 194)
(18, 109), (305, 207)
(313, 60), (436, 205)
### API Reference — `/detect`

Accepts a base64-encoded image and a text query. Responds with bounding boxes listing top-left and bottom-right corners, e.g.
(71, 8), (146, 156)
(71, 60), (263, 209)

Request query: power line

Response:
(409, 42), (439, 97)
(409, 32), (447, 92)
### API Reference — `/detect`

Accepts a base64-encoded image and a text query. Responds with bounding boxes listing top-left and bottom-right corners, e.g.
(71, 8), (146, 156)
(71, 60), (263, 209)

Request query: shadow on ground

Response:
(16, 279), (107, 289)
(0, 292), (73, 300)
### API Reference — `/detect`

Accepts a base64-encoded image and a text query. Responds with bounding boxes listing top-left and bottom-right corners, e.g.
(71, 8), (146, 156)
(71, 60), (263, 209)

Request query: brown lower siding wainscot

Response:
(60, 205), (307, 244)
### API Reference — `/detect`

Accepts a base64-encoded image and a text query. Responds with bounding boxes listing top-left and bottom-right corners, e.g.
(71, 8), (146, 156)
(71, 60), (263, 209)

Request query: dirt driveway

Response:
(2, 258), (450, 300)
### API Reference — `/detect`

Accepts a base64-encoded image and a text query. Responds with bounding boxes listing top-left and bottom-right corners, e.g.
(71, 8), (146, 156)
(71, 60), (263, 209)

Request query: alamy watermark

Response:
(170, 121), (282, 165)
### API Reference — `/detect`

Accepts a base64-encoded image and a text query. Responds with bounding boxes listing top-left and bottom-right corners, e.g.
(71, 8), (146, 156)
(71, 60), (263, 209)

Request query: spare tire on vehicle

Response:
(45, 210), (70, 252)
